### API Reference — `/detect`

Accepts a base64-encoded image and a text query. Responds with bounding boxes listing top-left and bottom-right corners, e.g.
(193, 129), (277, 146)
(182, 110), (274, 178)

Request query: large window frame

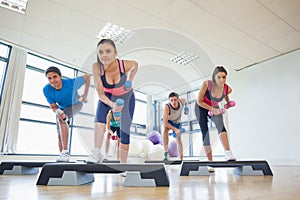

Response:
(17, 53), (93, 155)
(0, 42), (11, 106)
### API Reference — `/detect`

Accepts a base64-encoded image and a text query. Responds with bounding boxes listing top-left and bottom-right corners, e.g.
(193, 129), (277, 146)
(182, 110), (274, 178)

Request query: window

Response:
(0, 42), (10, 106)
(132, 91), (147, 125)
(17, 53), (91, 155)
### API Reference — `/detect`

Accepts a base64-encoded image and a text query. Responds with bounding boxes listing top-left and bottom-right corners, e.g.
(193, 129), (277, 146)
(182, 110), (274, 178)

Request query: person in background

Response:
(195, 66), (236, 169)
(43, 66), (90, 162)
(104, 109), (121, 160)
(163, 92), (188, 161)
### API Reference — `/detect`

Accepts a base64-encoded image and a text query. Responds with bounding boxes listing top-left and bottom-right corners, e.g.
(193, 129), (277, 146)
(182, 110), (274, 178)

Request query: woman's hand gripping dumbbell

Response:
(224, 100), (236, 109)
(208, 108), (226, 117)
(113, 98), (124, 117)
(124, 66), (135, 91)
(208, 100), (236, 116)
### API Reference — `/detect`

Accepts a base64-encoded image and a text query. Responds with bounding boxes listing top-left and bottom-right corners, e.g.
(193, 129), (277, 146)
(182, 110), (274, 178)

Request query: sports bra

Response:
(99, 59), (129, 96)
(202, 80), (228, 107)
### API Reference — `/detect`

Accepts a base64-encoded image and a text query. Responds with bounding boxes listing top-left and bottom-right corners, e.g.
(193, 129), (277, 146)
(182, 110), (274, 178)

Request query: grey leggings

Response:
(194, 104), (227, 146)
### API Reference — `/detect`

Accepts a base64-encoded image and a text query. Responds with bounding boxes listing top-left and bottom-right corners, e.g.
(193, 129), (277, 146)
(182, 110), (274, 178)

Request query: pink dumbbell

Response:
(224, 101), (236, 109)
(111, 135), (118, 140)
(208, 108), (226, 116)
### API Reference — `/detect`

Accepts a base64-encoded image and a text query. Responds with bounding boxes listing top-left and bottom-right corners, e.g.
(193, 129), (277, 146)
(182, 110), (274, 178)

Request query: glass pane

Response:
(73, 114), (94, 128)
(27, 54), (54, 71)
(22, 68), (49, 105)
(77, 84), (97, 115)
(190, 90), (199, 101)
(0, 43), (9, 58)
(16, 121), (59, 154)
(182, 133), (190, 156)
(26, 54), (75, 78)
(190, 101), (197, 120)
(0, 61), (7, 92)
(192, 132), (204, 157)
(132, 101), (146, 125)
(55, 65), (75, 78)
(134, 90), (147, 101)
(181, 108), (189, 123)
(20, 104), (55, 123)
(70, 127), (92, 155)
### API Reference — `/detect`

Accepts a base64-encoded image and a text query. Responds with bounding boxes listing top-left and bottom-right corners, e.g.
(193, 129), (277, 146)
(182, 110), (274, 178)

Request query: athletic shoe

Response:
(87, 148), (103, 164)
(224, 150), (236, 161)
(56, 152), (70, 162)
(120, 172), (127, 177)
(207, 166), (215, 173)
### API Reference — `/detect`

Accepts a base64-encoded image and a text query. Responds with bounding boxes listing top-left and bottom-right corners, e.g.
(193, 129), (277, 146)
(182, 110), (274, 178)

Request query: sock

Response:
(164, 152), (168, 159)
(61, 150), (68, 154)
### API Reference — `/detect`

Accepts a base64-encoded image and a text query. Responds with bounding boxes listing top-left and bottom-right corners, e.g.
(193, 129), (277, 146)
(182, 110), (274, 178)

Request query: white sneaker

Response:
(56, 152), (70, 162)
(120, 172), (127, 177)
(207, 166), (215, 173)
(87, 148), (103, 164)
(224, 150), (236, 161)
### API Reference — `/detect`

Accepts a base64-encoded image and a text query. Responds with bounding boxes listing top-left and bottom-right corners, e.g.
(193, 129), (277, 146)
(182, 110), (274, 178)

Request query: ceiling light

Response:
(96, 22), (135, 45)
(169, 51), (199, 65)
(0, 0), (28, 14)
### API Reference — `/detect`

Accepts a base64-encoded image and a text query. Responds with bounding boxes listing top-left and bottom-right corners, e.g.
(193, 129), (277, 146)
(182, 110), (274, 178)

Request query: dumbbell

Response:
(184, 106), (189, 115)
(55, 109), (68, 122)
(113, 98), (124, 117)
(111, 135), (118, 140)
(124, 80), (132, 91)
(224, 101), (236, 109)
(124, 66), (135, 91)
(208, 108), (226, 117)
(172, 128), (185, 138)
(77, 95), (87, 103)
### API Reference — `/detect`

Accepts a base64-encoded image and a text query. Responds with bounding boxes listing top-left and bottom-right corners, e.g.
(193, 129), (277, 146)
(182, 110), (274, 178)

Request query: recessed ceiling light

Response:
(170, 51), (199, 65)
(97, 22), (135, 45)
(0, 0), (28, 14)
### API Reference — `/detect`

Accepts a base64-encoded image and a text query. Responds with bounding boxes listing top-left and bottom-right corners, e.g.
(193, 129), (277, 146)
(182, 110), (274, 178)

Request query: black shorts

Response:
(110, 126), (120, 138)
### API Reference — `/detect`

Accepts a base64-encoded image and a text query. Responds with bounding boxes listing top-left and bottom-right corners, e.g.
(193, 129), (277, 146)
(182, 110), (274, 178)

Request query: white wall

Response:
(228, 50), (300, 166)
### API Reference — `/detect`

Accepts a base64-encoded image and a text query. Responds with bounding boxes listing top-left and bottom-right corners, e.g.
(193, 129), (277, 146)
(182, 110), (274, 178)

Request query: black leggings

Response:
(195, 104), (227, 146)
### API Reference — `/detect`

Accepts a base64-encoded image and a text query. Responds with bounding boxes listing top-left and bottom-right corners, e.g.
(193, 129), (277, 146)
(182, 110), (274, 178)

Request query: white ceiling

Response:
(1, 0), (299, 100)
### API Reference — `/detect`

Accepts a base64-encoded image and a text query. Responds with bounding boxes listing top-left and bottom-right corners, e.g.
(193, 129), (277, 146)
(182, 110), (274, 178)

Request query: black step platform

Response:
(0, 159), (120, 175)
(145, 160), (182, 165)
(145, 160), (198, 165)
(36, 163), (169, 187)
(0, 161), (54, 175)
(180, 160), (273, 176)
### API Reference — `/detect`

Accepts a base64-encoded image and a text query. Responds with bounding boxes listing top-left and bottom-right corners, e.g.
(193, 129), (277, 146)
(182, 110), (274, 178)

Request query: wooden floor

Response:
(0, 156), (299, 200)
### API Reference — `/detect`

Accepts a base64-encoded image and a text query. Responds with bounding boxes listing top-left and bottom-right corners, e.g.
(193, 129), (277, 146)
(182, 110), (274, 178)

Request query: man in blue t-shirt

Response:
(43, 66), (90, 162)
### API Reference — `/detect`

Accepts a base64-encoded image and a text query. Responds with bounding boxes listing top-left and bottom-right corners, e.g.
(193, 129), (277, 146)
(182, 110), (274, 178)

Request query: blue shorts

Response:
(95, 91), (135, 144)
(110, 126), (120, 138)
(168, 120), (182, 132)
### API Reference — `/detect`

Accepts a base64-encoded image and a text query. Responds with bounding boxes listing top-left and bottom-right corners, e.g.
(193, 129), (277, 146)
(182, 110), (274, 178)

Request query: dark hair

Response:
(96, 39), (116, 64)
(212, 66), (227, 84)
(45, 66), (61, 77)
(169, 92), (179, 98)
